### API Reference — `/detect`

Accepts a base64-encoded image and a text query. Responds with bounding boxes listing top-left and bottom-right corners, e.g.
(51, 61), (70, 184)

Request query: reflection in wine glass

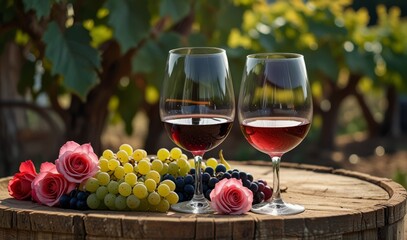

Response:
(160, 47), (235, 213)
(238, 53), (313, 215)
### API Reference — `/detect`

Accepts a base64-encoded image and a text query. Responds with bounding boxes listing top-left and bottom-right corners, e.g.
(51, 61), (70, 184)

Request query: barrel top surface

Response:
(0, 162), (406, 239)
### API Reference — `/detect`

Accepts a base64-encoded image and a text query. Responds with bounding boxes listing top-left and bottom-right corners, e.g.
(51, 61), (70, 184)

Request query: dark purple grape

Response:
(243, 179), (251, 188)
(222, 172), (231, 179)
(215, 164), (227, 173)
(253, 191), (265, 204)
(190, 168), (196, 174)
(59, 194), (70, 209)
(184, 184), (195, 195)
(175, 177), (185, 191)
(231, 171), (240, 179)
(184, 175), (194, 185)
(177, 192), (185, 202)
(202, 172), (211, 183)
(239, 171), (247, 181)
(205, 189), (212, 200)
(77, 191), (88, 201)
(76, 200), (88, 210)
(208, 177), (219, 188)
(258, 179), (268, 186)
(257, 182), (265, 192)
(204, 167), (214, 176)
(249, 182), (259, 193)
(69, 197), (78, 209)
(263, 185), (273, 201)
(247, 174), (254, 182)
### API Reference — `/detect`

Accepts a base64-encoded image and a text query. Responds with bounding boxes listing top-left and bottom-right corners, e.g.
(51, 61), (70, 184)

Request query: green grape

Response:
(157, 184), (170, 197)
(98, 199), (108, 210)
(99, 158), (109, 172)
(119, 182), (132, 197)
(156, 199), (170, 213)
(104, 193), (117, 210)
(116, 150), (129, 164)
(107, 180), (119, 194)
(85, 177), (100, 192)
(124, 172), (137, 186)
(151, 159), (163, 172)
(179, 166), (189, 177)
(137, 159), (151, 175)
(115, 195), (127, 210)
(160, 180), (176, 191)
(177, 158), (189, 169)
(170, 147), (182, 160)
(180, 154), (188, 160)
(165, 191), (179, 205)
(144, 179), (157, 192)
(146, 170), (161, 184)
(119, 143), (133, 156)
(102, 149), (115, 160)
(126, 195), (140, 210)
(147, 191), (161, 205)
(132, 149), (147, 162)
(87, 193), (100, 209)
(108, 159), (120, 171)
(157, 148), (170, 161)
(123, 163), (134, 174)
(167, 162), (179, 175)
(159, 163), (169, 175)
(114, 166), (125, 179)
(96, 172), (110, 186)
(206, 158), (218, 168)
(138, 198), (150, 211)
(96, 186), (108, 200)
(133, 183), (148, 199)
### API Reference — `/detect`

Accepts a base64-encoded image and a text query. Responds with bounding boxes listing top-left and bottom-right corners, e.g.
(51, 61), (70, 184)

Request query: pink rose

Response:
(210, 178), (253, 215)
(8, 160), (37, 200)
(31, 162), (76, 207)
(55, 141), (99, 183)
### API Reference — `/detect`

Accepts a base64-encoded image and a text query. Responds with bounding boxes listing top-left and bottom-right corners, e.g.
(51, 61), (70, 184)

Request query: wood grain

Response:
(0, 162), (406, 239)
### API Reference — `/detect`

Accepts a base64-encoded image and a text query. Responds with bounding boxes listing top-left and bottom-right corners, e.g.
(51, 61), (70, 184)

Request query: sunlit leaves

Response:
(105, 0), (150, 53)
(43, 22), (101, 99)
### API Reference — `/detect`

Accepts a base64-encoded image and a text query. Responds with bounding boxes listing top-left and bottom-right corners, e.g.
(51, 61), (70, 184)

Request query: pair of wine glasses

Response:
(159, 47), (312, 215)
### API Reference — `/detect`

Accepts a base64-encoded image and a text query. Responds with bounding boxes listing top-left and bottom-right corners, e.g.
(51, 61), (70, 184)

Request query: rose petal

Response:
(40, 162), (57, 173)
(59, 141), (80, 157)
(19, 160), (37, 176)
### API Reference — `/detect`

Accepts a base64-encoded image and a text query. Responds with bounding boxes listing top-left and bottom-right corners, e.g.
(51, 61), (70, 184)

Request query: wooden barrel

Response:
(0, 162), (406, 240)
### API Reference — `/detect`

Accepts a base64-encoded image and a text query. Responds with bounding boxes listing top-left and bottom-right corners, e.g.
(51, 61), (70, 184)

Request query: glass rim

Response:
(247, 52), (303, 60)
(169, 47), (225, 55)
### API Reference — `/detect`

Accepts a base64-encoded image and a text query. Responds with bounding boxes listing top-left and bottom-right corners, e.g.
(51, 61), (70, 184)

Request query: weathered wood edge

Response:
(1, 162), (406, 239)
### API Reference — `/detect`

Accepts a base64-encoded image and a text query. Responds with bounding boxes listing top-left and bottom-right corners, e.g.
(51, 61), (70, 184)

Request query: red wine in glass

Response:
(241, 117), (311, 157)
(163, 115), (233, 156)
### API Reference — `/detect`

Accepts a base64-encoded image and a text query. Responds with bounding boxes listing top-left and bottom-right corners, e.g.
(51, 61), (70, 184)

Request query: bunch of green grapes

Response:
(83, 144), (184, 212)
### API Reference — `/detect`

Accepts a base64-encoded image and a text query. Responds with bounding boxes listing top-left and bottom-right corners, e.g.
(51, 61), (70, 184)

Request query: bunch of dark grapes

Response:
(172, 164), (273, 205)
(59, 189), (90, 210)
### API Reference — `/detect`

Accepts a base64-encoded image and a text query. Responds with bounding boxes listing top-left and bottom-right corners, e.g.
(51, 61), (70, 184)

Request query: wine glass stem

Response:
(271, 156), (282, 202)
(192, 155), (205, 201)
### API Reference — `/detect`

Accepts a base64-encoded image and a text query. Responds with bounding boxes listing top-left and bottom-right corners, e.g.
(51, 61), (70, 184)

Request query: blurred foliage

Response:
(0, 0), (407, 153)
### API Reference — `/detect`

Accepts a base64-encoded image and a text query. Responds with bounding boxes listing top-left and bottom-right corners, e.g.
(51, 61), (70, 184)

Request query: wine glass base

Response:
(251, 201), (304, 216)
(171, 199), (214, 214)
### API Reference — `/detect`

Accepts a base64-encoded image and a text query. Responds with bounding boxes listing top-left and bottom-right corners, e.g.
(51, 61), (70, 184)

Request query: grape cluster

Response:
(78, 144), (186, 212)
(173, 157), (273, 205)
(59, 189), (90, 210)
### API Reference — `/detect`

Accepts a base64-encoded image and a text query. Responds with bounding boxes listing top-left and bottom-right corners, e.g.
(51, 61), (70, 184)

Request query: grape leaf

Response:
(159, 0), (190, 23)
(105, 0), (150, 53)
(43, 22), (101, 99)
(22, 0), (52, 19)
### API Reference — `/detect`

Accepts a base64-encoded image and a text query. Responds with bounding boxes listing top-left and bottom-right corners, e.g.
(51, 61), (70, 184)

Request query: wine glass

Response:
(238, 53), (312, 215)
(160, 47), (235, 213)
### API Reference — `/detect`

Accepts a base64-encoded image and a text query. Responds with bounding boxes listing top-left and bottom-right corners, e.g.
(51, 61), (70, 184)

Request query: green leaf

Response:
(43, 22), (101, 99)
(159, 0), (190, 23)
(344, 47), (376, 81)
(132, 32), (181, 87)
(303, 47), (339, 81)
(22, 0), (52, 19)
(105, 0), (150, 53)
(17, 60), (36, 96)
(117, 80), (142, 135)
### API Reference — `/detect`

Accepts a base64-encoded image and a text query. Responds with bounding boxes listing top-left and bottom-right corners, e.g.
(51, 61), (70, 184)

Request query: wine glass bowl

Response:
(160, 47), (235, 213)
(238, 53), (312, 215)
